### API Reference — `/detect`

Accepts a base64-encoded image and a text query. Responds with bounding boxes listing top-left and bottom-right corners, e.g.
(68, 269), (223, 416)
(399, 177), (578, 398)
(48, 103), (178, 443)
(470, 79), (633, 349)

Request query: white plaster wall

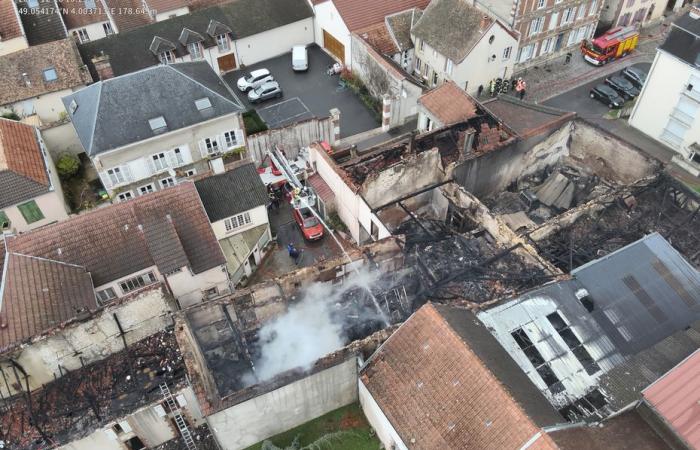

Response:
(2, 89), (77, 123)
(629, 51), (694, 159)
(453, 24), (518, 94)
(358, 197), (391, 242)
(207, 357), (359, 450)
(358, 380), (408, 450)
(42, 121), (85, 157)
(0, 36), (28, 56)
(211, 204), (269, 240)
(167, 264), (230, 308)
(2, 190), (67, 232)
(234, 18), (314, 67)
(154, 6), (189, 21)
(313, 1), (352, 65)
(59, 429), (123, 450)
(0, 288), (173, 397)
(68, 21), (111, 43)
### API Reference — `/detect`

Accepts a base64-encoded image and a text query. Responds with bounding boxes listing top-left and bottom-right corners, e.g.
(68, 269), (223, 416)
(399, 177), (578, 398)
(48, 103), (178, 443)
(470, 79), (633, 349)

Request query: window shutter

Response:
(145, 155), (156, 175)
(100, 171), (113, 189)
(234, 129), (245, 148)
(18, 201), (44, 224)
(121, 164), (133, 182)
(199, 140), (208, 158)
(166, 150), (178, 168)
(180, 144), (194, 164)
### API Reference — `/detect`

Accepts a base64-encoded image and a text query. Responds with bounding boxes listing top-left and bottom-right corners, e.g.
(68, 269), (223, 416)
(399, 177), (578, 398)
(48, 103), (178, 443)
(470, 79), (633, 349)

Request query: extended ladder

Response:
(159, 383), (197, 450)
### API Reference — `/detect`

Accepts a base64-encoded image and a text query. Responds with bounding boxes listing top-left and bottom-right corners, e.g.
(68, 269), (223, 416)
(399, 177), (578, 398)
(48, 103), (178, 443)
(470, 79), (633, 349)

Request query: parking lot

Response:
(223, 45), (380, 137)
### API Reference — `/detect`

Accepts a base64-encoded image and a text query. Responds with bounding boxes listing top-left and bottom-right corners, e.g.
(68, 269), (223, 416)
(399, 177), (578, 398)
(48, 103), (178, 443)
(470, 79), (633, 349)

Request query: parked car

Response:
(292, 45), (308, 71)
(293, 207), (324, 240)
(604, 75), (640, 99)
(621, 66), (647, 89)
(590, 84), (624, 108)
(248, 81), (283, 103)
(236, 69), (273, 92)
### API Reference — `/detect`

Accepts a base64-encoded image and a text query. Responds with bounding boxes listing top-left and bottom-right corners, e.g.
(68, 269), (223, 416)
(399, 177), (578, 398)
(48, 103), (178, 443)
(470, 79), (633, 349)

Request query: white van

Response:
(292, 45), (308, 72)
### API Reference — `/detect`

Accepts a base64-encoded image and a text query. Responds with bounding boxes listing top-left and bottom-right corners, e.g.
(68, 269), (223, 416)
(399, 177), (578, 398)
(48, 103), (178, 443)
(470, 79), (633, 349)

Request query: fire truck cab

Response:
(580, 26), (639, 66)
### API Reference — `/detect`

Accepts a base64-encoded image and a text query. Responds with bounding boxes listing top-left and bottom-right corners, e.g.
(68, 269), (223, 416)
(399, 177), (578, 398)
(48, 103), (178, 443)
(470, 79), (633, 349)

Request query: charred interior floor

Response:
(532, 175), (700, 272)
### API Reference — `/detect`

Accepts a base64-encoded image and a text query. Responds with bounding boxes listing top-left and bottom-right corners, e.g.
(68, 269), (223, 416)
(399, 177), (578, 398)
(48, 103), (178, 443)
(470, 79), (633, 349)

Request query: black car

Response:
(590, 84), (624, 108)
(604, 75), (640, 100)
(621, 66), (647, 89)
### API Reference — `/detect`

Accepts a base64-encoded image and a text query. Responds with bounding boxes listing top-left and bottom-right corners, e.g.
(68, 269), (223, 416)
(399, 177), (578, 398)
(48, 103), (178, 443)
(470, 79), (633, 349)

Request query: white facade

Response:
(313, 0), (353, 64)
(154, 6), (190, 21)
(0, 35), (28, 57)
(68, 20), (115, 44)
(412, 23), (519, 95)
(93, 113), (246, 198)
(629, 49), (700, 175)
(1, 88), (85, 124)
(358, 380), (408, 450)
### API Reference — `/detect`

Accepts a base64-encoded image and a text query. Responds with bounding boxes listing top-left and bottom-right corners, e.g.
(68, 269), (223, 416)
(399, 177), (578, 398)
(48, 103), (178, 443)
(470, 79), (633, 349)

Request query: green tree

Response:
(56, 153), (80, 179)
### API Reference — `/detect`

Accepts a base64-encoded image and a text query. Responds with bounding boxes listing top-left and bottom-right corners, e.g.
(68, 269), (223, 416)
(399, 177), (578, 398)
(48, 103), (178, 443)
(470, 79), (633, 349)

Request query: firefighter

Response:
(515, 78), (526, 100)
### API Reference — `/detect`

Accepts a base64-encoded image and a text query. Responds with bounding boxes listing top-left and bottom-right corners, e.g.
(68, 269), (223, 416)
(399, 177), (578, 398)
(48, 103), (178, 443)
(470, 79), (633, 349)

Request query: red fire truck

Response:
(580, 26), (639, 66)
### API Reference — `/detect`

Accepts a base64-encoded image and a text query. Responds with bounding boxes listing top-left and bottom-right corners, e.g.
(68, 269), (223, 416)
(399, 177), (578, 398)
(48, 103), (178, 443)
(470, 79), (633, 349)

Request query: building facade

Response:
(629, 10), (700, 175)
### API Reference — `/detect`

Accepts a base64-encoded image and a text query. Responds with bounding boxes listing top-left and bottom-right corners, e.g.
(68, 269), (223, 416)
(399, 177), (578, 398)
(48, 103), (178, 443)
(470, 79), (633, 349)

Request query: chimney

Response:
(690, 5), (700, 19)
(210, 157), (225, 174)
(92, 53), (114, 80)
(480, 15), (490, 31)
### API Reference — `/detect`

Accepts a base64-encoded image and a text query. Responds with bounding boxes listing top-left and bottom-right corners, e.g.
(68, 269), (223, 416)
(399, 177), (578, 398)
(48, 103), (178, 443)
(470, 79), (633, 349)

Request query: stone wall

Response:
(246, 115), (335, 164)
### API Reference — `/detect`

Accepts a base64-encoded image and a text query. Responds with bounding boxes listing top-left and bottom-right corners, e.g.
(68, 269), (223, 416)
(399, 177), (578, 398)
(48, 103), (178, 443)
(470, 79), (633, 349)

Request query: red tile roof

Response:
(58, 0), (108, 29)
(418, 81), (478, 126)
(6, 182), (226, 286)
(308, 173), (335, 204)
(356, 22), (399, 55)
(145, 0), (188, 14)
(331, 0), (431, 32)
(0, 244), (97, 353)
(104, 0), (152, 31)
(360, 303), (559, 449)
(0, 0), (23, 40)
(0, 118), (48, 186)
(643, 349), (700, 448)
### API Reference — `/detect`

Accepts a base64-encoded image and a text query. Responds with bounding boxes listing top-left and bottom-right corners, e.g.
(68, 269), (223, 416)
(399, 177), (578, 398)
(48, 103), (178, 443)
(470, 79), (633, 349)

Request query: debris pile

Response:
(0, 330), (186, 449)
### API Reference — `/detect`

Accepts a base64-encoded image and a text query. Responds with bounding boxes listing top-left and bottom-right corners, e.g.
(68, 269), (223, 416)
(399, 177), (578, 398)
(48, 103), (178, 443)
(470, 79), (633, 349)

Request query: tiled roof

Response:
(357, 22), (399, 55)
(5, 182), (226, 286)
(0, 0), (24, 41)
(16, 0), (67, 45)
(0, 245), (97, 353)
(307, 173), (335, 204)
(480, 95), (575, 138)
(0, 38), (92, 106)
(105, 0), (152, 31)
(643, 349), (700, 448)
(360, 303), (561, 449)
(418, 81), (478, 126)
(331, 0), (431, 32)
(412, 0), (491, 62)
(195, 161), (268, 223)
(0, 118), (50, 209)
(58, 0), (108, 29)
(145, 0), (187, 14)
(385, 8), (420, 52)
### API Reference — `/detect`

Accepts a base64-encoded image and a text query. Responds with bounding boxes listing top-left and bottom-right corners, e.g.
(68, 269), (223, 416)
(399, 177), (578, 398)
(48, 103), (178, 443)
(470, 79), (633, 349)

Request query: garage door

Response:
(217, 53), (237, 73)
(322, 29), (345, 63)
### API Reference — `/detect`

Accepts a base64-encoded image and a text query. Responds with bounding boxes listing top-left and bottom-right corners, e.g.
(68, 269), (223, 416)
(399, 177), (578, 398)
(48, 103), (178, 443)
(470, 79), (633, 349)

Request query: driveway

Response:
(542, 61), (677, 164)
(223, 45), (380, 138)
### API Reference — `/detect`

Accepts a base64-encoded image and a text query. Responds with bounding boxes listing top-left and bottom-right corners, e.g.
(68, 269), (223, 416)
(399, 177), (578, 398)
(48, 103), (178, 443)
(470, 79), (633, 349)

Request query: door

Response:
(322, 29), (345, 63)
(217, 53), (237, 72)
(554, 33), (564, 51)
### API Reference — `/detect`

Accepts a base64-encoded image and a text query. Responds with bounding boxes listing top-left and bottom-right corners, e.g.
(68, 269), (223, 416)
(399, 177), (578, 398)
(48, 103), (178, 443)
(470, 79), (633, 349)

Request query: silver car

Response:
(236, 68), (273, 92)
(248, 81), (282, 103)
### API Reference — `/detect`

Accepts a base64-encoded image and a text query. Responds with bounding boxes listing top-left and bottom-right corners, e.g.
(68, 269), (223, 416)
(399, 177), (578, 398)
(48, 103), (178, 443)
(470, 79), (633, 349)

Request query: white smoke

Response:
(249, 269), (382, 383)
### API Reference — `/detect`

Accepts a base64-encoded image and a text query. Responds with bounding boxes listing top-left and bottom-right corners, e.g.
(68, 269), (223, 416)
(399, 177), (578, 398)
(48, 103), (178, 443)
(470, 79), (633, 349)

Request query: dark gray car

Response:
(248, 81), (283, 104)
(605, 75), (640, 99)
(590, 84), (624, 108)
(621, 66), (647, 90)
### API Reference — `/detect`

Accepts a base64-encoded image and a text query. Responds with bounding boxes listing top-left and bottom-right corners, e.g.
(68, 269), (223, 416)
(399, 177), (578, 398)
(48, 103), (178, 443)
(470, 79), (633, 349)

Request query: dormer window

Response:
(69, 99), (78, 114)
(27, 0), (39, 8)
(160, 51), (174, 64)
(148, 116), (168, 134)
(216, 34), (229, 52)
(188, 42), (203, 59)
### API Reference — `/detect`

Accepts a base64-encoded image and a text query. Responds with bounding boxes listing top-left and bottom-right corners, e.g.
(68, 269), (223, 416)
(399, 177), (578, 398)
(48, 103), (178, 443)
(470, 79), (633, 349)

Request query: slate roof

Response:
(480, 95), (576, 138)
(195, 162), (268, 223)
(206, 19), (230, 36)
(0, 118), (51, 209)
(78, 0), (314, 77)
(16, 0), (67, 45)
(360, 303), (562, 449)
(412, 0), (492, 62)
(0, 0), (24, 41)
(5, 182), (226, 286)
(0, 38), (92, 107)
(642, 349), (700, 449)
(330, 0), (430, 32)
(179, 27), (204, 45)
(62, 62), (243, 156)
(418, 81), (478, 126)
(659, 12), (700, 67)
(385, 8), (420, 52)
(0, 242), (97, 353)
(149, 35), (176, 53)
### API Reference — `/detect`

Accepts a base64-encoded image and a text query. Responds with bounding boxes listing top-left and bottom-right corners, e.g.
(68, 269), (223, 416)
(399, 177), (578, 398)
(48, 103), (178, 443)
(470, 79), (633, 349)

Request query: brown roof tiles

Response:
(361, 303), (560, 449)
(418, 81), (478, 126)
(357, 22), (399, 55)
(58, 0), (109, 29)
(0, 0), (24, 41)
(0, 118), (48, 186)
(331, 0), (430, 32)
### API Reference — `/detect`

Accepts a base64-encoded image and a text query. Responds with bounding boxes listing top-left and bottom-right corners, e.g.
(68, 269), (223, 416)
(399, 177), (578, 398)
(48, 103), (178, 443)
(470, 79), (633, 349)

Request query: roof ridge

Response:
(7, 251), (89, 270)
(87, 82), (103, 156)
(496, 94), (572, 116)
(168, 63), (244, 110)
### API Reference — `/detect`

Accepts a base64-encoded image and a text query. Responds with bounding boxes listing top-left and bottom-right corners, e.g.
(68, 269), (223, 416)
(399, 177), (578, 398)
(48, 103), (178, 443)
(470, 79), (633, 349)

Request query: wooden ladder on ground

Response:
(159, 382), (197, 450)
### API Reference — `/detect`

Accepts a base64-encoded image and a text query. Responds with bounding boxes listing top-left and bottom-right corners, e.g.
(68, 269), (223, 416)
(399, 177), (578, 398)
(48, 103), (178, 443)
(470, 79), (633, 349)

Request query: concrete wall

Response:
(211, 204), (269, 240)
(313, 0), (352, 64)
(0, 288), (173, 397)
(246, 115), (334, 164)
(359, 380), (408, 450)
(207, 357), (359, 450)
(1, 89), (76, 124)
(453, 122), (572, 198)
(0, 36), (28, 56)
(167, 264), (230, 308)
(41, 121), (85, 157)
(234, 18), (314, 67)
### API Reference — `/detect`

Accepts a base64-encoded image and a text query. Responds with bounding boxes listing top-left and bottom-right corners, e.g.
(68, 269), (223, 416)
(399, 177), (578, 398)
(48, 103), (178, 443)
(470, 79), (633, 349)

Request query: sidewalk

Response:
(516, 19), (673, 103)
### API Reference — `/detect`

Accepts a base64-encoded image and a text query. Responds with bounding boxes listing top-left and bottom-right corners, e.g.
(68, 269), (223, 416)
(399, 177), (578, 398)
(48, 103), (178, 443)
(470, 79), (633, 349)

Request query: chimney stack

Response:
(92, 54), (114, 80)
(480, 15), (490, 31)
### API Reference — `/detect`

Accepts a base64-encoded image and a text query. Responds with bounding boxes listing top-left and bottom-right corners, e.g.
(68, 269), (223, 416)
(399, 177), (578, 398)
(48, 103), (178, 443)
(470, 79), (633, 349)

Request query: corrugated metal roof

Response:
(642, 349), (700, 448)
